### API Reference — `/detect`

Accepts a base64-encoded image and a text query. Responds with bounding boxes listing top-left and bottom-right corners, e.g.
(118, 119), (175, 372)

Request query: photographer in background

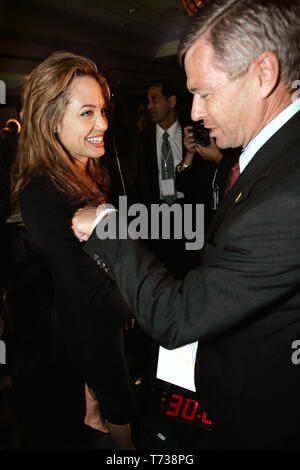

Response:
(176, 122), (241, 228)
(181, 122), (223, 168)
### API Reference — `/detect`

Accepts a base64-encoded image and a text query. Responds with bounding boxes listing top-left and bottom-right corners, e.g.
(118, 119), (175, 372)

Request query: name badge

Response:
(162, 178), (175, 197)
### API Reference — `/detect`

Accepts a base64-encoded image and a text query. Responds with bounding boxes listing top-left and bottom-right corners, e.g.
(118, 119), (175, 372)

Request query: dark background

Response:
(0, 0), (193, 125)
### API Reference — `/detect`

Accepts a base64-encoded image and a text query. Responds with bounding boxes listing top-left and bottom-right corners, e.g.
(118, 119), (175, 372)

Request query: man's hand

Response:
(72, 206), (97, 242)
(195, 138), (223, 164)
(184, 125), (223, 164)
(183, 126), (197, 155)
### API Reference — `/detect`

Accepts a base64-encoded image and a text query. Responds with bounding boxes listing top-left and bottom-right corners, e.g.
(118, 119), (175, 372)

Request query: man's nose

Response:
(191, 95), (206, 122)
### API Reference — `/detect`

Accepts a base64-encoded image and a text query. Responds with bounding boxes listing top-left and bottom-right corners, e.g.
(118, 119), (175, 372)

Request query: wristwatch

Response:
(177, 161), (190, 172)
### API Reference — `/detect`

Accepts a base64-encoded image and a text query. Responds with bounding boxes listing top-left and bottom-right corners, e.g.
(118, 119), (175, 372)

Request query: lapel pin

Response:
(235, 192), (242, 203)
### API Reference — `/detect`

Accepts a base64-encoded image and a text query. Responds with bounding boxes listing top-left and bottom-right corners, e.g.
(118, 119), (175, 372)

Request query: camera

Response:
(192, 120), (211, 147)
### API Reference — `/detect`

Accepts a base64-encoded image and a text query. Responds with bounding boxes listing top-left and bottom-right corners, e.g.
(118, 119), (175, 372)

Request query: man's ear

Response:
(254, 50), (280, 99)
(168, 94), (177, 109)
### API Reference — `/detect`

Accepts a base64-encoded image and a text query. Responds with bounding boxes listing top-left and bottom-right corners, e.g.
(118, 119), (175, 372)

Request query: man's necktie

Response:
(223, 155), (240, 196)
(161, 131), (176, 204)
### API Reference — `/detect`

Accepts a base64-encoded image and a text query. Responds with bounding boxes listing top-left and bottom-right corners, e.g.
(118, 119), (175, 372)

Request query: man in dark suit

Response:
(133, 81), (184, 207)
(73, 0), (300, 449)
(133, 82), (221, 211)
(132, 81), (222, 275)
(131, 81), (191, 276)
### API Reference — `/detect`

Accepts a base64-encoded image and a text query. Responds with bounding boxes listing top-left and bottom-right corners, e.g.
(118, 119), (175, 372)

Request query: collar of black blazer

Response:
(205, 109), (300, 240)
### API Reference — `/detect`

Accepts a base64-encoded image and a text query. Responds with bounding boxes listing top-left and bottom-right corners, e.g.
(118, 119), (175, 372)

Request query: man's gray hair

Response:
(178, 0), (300, 86)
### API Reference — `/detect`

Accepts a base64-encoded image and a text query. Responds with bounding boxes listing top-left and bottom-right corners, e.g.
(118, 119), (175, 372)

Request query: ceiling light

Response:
(181, 0), (210, 16)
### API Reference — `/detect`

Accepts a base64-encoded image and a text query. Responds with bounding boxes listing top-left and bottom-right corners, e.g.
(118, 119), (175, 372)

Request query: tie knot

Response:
(163, 131), (169, 141)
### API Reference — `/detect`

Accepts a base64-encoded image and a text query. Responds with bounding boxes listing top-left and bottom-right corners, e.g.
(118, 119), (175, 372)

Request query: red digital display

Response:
(161, 392), (212, 428)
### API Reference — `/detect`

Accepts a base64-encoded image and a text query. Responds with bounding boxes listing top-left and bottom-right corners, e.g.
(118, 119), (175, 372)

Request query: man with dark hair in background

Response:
(130, 81), (188, 276)
(131, 81), (219, 276)
(133, 81), (185, 209)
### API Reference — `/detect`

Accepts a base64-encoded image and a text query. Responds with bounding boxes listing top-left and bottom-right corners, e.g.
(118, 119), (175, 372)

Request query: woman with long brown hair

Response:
(13, 51), (137, 449)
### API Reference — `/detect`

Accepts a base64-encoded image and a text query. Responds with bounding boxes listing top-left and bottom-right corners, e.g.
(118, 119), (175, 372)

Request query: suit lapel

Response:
(205, 109), (300, 240)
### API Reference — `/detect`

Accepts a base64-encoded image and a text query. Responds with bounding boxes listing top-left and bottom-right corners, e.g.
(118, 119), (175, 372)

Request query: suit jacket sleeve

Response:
(83, 168), (300, 350)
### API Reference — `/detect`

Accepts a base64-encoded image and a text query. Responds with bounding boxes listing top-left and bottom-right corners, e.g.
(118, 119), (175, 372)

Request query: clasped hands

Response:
(72, 203), (117, 241)
(72, 206), (99, 242)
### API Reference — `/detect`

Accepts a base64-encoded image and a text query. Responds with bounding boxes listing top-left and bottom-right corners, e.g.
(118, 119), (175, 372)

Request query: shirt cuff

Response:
(176, 162), (190, 173)
(93, 204), (117, 229)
